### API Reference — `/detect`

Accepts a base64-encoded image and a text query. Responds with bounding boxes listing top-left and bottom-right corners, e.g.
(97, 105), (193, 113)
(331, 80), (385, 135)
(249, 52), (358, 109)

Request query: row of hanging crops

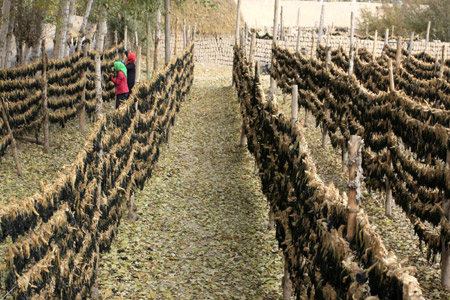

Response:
(1, 43), (194, 299)
(270, 45), (450, 260)
(233, 45), (423, 299)
(0, 41), (120, 158)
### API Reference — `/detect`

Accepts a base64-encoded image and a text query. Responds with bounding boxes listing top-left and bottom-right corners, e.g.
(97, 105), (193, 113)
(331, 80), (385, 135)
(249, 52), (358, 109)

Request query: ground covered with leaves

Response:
(97, 65), (284, 300)
(265, 77), (447, 300)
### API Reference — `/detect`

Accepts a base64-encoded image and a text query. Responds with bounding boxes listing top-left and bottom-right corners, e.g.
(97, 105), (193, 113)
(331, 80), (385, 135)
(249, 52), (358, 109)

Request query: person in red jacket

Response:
(110, 61), (129, 109)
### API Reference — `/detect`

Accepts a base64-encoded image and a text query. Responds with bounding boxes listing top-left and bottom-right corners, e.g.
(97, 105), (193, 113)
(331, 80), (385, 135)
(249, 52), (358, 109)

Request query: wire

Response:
(0, 286), (16, 300)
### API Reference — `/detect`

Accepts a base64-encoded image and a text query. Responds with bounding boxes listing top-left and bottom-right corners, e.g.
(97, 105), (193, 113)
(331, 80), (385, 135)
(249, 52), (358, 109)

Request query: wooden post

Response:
(349, 12), (355, 75)
(249, 32), (256, 61)
(235, 0), (241, 45)
(94, 54), (103, 117)
(193, 23), (197, 41)
(183, 19), (187, 49)
(91, 141), (104, 299)
(296, 27), (301, 53)
(154, 8), (161, 75)
(0, 98), (23, 176)
(384, 28), (389, 46)
(124, 25), (128, 49)
(291, 85), (298, 123)
(41, 39), (50, 153)
(389, 59), (395, 92)
(135, 31), (139, 48)
(372, 30), (378, 62)
(174, 18), (178, 56)
(164, 0), (171, 66)
(395, 36), (402, 72)
(146, 21), (152, 80)
(322, 47), (331, 149)
(282, 260), (292, 300)
(408, 32), (414, 62)
(442, 139), (450, 288)
(346, 135), (363, 242)
(114, 30), (118, 46)
(269, 0), (280, 97)
(78, 41), (88, 134)
(310, 32), (316, 59)
(439, 45), (446, 79)
(136, 45), (141, 84)
(317, 5), (325, 49)
(280, 6), (284, 41)
(425, 21), (431, 52)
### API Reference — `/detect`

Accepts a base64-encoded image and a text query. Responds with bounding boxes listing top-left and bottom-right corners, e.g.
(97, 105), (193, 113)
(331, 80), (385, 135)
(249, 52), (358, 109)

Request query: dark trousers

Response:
(115, 93), (129, 109)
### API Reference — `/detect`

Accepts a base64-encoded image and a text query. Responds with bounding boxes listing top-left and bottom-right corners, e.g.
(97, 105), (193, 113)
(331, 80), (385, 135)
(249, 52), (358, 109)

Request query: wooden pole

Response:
(154, 8), (161, 75)
(136, 45), (141, 84)
(0, 98), (23, 176)
(269, 0), (280, 97)
(78, 41), (88, 134)
(384, 28), (389, 46)
(280, 6), (284, 41)
(235, 0), (241, 45)
(442, 138), (450, 288)
(322, 47), (331, 149)
(41, 39), (50, 153)
(114, 30), (117, 46)
(296, 26), (301, 53)
(395, 36), (402, 72)
(249, 32), (256, 61)
(425, 21), (431, 52)
(317, 5), (325, 50)
(372, 30), (378, 62)
(164, 0), (171, 66)
(183, 19), (187, 49)
(310, 32), (315, 59)
(94, 54), (103, 117)
(146, 20), (152, 80)
(124, 25), (128, 49)
(346, 135), (363, 242)
(291, 85), (298, 123)
(135, 31), (139, 48)
(349, 12), (354, 75)
(408, 32), (414, 62)
(439, 45), (446, 79)
(389, 59), (395, 92)
(174, 18), (178, 56)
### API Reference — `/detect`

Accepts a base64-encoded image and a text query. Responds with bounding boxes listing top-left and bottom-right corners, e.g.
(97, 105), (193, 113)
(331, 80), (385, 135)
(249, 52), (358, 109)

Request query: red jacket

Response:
(110, 71), (129, 95)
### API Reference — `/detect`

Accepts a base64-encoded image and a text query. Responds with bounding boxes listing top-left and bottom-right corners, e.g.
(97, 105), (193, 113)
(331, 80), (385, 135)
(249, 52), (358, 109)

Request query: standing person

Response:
(124, 49), (136, 92)
(110, 61), (129, 109)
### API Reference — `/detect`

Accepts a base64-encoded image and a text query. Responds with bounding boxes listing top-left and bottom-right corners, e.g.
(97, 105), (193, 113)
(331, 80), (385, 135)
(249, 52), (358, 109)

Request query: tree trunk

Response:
(95, 6), (107, 52)
(146, 20), (152, 80)
(0, 0), (11, 67)
(78, 43), (89, 134)
(164, 0), (171, 65)
(154, 8), (161, 74)
(3, 11), (14, 68)
(174, 18), (178, 56)
(64, 0), (76, 57)
(80, 0), (94, 36)
(95, 54), (103, 118)
(53, 0), (70, 59)
(124, 25), (128, 49)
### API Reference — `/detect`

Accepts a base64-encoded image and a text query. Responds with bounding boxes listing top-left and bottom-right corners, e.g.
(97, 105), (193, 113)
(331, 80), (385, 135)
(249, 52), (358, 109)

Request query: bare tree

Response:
(0, 0), (12, 67)
(53, 0), (70, 59)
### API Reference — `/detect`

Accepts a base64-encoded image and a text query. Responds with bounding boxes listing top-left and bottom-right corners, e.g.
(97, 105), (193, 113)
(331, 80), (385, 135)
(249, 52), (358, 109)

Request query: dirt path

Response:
(97, 64), (283, 300)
